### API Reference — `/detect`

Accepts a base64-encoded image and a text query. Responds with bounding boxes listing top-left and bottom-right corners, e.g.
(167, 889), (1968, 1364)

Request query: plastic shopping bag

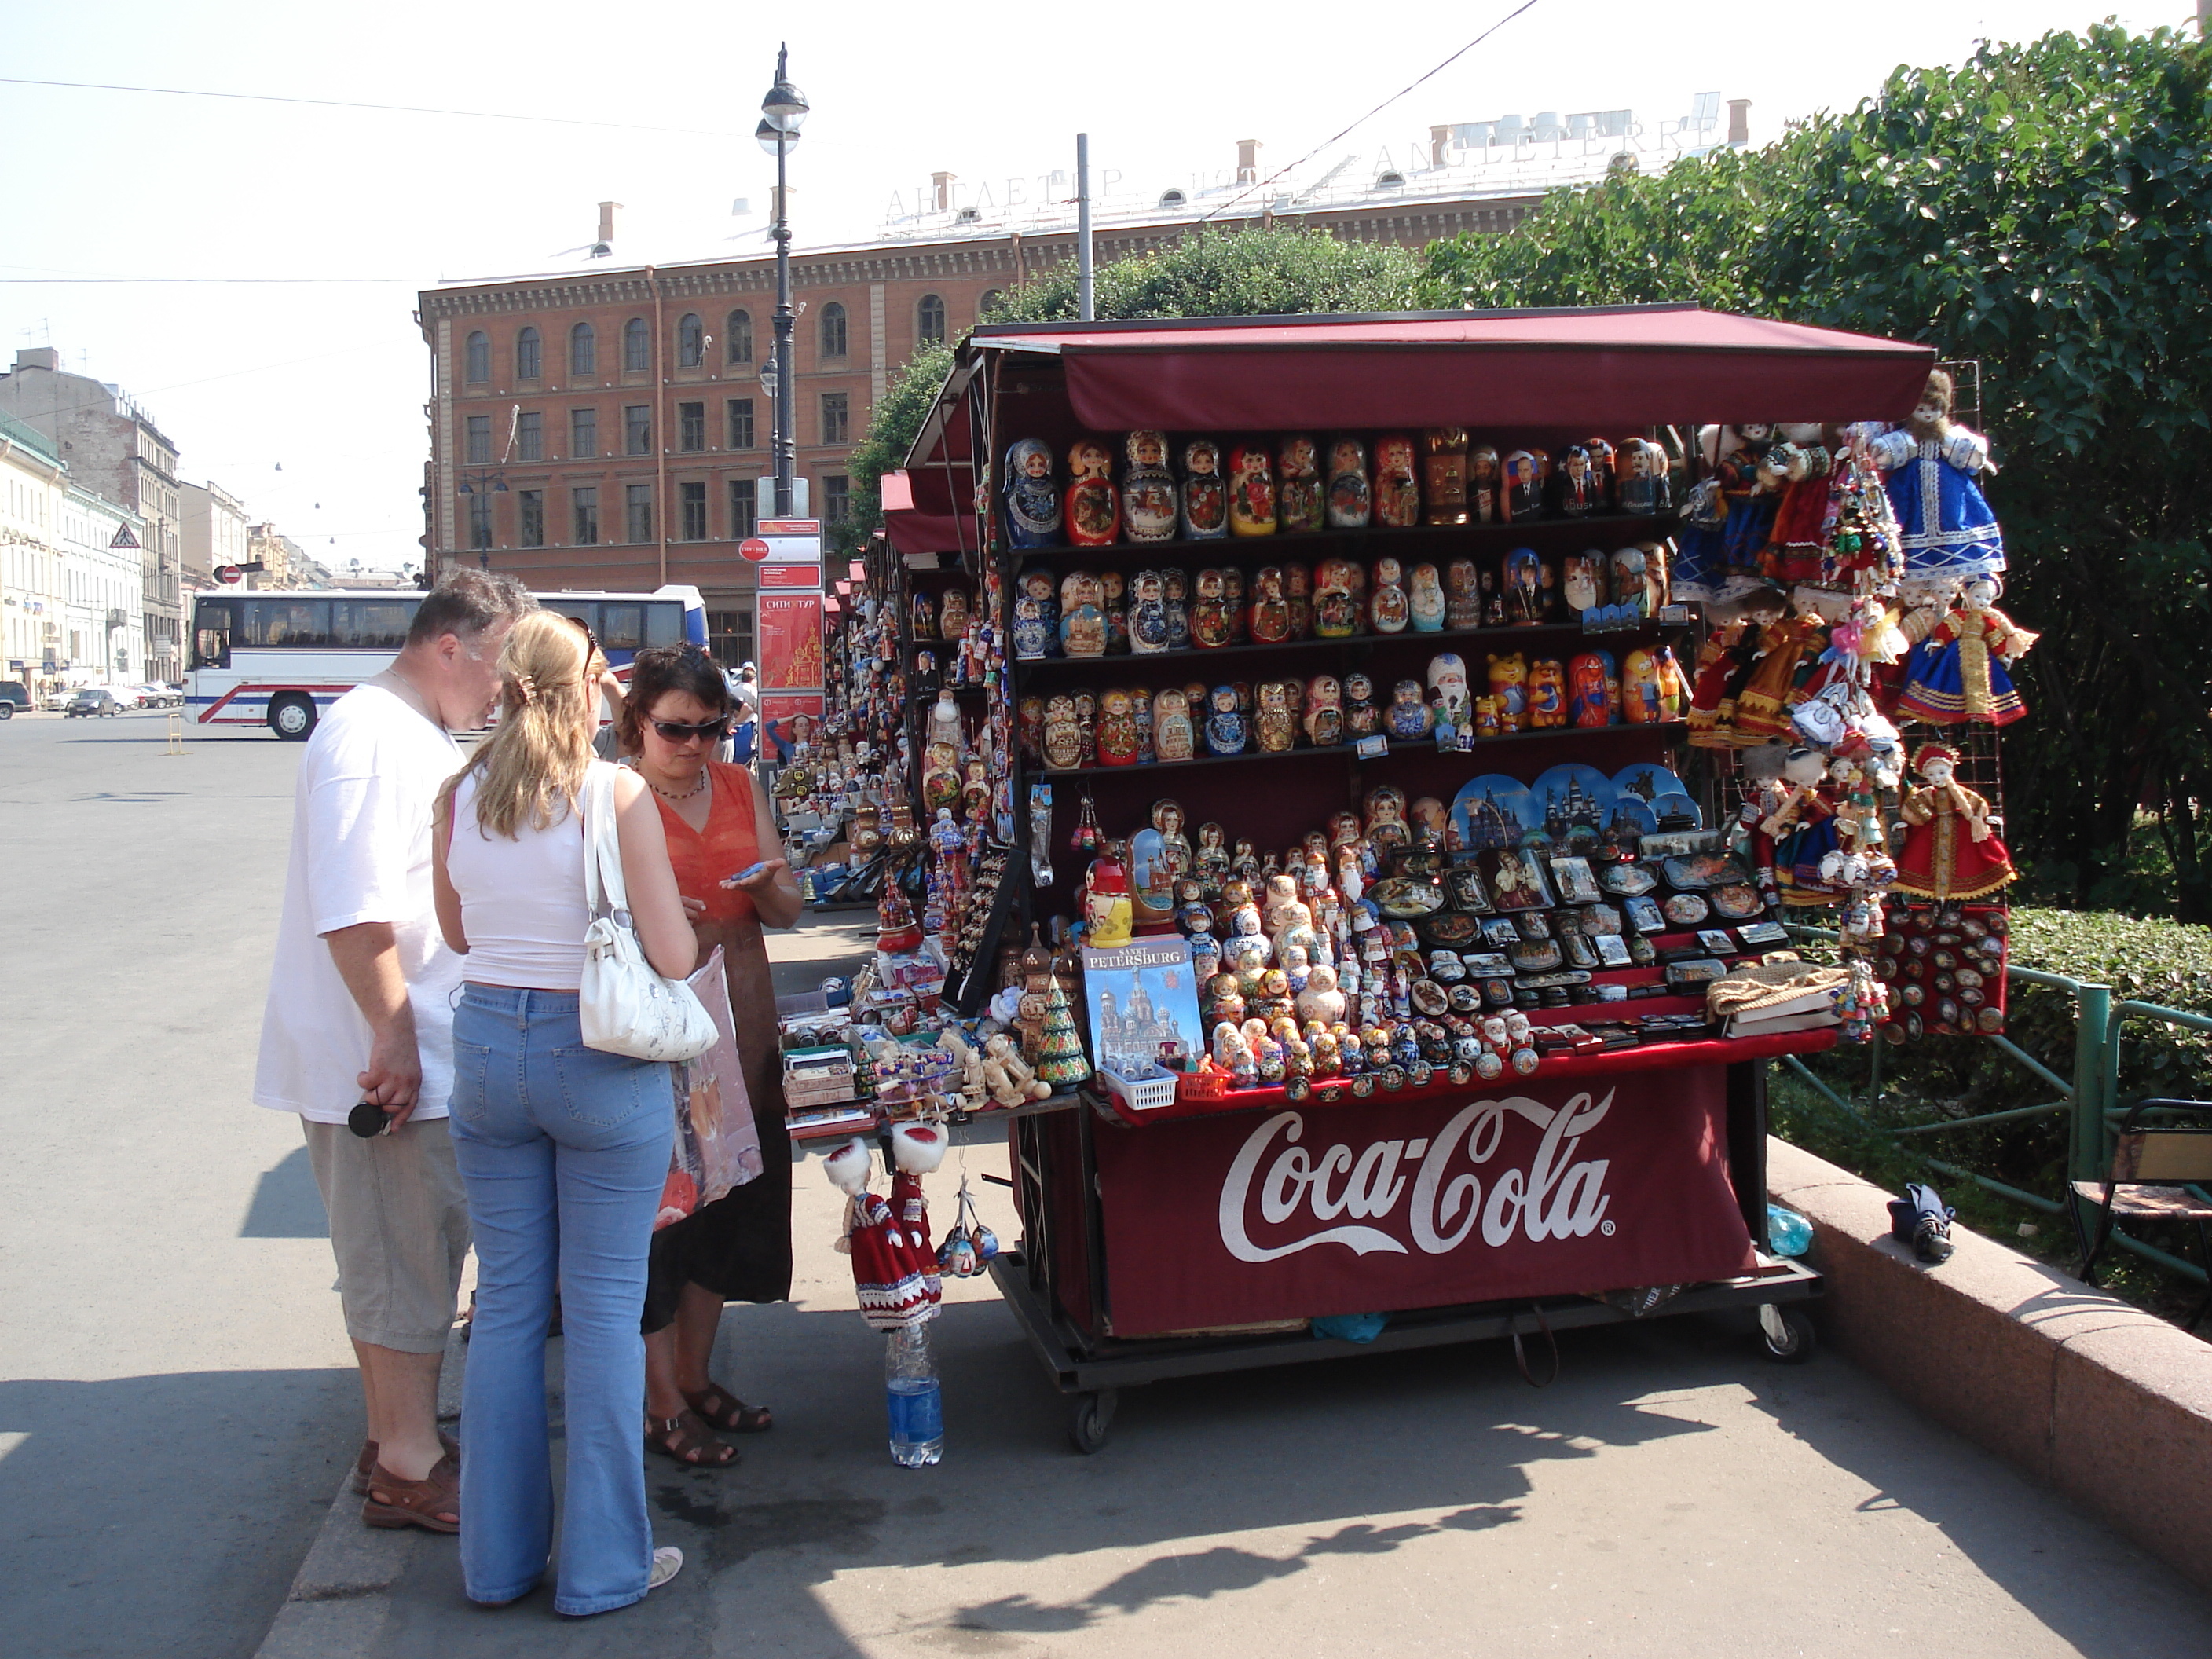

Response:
(679, 947), (765, 1204)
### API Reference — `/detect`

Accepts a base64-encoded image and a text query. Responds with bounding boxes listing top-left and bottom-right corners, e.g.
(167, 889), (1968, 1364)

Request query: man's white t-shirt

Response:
(253, 682), (466, 1124)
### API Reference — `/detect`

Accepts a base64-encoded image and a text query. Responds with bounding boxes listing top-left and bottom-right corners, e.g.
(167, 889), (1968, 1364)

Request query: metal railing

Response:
(1778, 927), (2207, 1288)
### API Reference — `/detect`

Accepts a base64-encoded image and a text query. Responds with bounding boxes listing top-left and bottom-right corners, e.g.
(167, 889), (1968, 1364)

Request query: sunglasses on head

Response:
(651, 716), (730, 742)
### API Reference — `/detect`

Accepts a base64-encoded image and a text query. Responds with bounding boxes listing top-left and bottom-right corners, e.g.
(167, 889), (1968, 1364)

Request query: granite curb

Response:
(1768, 1135), (2212, 1591)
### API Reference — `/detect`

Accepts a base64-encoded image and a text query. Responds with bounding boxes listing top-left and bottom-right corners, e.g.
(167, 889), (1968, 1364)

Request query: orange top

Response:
(654, 760), (761, 926)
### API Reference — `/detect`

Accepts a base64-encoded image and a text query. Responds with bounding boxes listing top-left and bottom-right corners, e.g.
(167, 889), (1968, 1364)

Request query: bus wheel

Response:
(269, 694), (317, 741)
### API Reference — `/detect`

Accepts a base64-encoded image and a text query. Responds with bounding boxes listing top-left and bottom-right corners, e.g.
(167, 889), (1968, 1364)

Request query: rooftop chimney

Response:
(932, 171), (956, 212)
(1236, 139), (1261, 184)
(1727, 99), (1750, 145)
(591, 201), (621, 258)
(13, 347), (58, 372)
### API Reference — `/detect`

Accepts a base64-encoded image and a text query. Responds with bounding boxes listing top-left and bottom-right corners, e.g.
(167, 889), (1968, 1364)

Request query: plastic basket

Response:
(1177, 1069), (1229, 1103)
(1100, 1066), (1180, 1112)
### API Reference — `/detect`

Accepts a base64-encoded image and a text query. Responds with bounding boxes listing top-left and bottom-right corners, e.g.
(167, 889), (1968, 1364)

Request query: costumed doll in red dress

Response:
(1892, 742), (2017, 902)
(1897, 576), (2039, 726)
(1759, 431), (1837, 585)
(1686, 601), (1775, 749)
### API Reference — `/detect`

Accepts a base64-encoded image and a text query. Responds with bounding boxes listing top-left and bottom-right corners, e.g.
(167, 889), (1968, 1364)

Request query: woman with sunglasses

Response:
(618, 644), (801, 1467)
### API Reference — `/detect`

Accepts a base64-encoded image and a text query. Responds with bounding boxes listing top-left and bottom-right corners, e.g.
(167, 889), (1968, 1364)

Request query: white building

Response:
(0, 408), (148, 692)
(181, 480), (251, 591)
(2, 412), (67, 693)
(60, 485), (148, 687)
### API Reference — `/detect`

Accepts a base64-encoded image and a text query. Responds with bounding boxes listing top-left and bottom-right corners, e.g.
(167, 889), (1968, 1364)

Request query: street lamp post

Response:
(756, 44), (808, 520)
(455, 469), (509, 571)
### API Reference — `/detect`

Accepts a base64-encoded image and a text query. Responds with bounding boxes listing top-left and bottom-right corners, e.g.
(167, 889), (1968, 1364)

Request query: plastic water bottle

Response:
(884, 1323), (943, 1467)
(1767, 1203), (1814, 1258)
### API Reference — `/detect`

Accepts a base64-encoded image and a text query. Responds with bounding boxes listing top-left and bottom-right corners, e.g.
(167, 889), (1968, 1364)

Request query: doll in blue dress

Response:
(1866, 371), (2005, 599)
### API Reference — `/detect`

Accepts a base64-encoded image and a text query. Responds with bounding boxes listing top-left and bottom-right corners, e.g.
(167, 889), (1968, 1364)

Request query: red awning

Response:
(879, 467), (969, 558)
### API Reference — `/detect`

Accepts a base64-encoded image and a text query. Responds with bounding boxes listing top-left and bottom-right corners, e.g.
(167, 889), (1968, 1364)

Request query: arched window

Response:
(917, 294), (947, 345)
(464, 331), (489, 383)
(677, 313), (704, 368)
(726, 309), (753, 365)
(623, 317), (651, 373)
(569, 321), (596, 376)
(515, 326), (541, 380)
(979, 289), (1003, 318)
(819, 302), (848, 359)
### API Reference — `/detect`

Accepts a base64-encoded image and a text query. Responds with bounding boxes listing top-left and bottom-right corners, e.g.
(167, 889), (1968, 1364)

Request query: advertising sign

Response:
(756, 518), (822, 565)
(756, 591), (822, 690)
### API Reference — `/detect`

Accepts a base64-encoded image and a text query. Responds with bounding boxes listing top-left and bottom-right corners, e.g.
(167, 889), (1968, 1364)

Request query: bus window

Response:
(192, 601), (233, 670)
(333, 599), (419, 649)
(239, 598), (334, 646)
(643, 600), (684, 647)
(599, 604), (646, 651)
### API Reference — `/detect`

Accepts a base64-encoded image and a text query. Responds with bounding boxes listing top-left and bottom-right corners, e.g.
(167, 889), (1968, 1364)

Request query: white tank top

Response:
(445, 764), (597, 990)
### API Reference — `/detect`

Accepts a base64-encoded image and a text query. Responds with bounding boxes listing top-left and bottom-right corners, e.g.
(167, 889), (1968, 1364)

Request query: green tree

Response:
(987, 225), (1427, 323)
(1427, 24), (2212, 918)
(829, 339), (954, 558)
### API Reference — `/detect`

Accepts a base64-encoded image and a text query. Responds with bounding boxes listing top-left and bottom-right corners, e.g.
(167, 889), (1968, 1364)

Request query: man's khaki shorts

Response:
(302, 1115), (471, 1353)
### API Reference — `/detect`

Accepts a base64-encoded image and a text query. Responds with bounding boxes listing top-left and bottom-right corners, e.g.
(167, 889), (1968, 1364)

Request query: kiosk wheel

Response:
(1758, 1304), (1816, 1364)
(1068, 1390), (1118, 1454)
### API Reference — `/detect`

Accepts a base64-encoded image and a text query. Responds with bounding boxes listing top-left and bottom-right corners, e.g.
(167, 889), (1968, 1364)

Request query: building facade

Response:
(180, 479), (251, 591)
(0, 349), (185, 679)
(245, 522), (326, 590)
(416, 189), (1542, 667)
(0, 410), (148, 694)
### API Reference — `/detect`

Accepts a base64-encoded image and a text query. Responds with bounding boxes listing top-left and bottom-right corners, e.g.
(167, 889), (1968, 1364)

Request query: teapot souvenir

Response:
(1179, 440), (1229, 540)
(1408, 563), (1447, 633)
(1058, 570), (1107, 657)
(1326, 437), (1372, 528)
(1422, 428), (1470, 525)
(1368, 557), (1412, 634)
(1445, 558), (1481, 628)
(1203, 684), (1247, 756)
(1248, 566), (1293, 643)
(1001, 438), (1062, 549)
(1064, 437), (1121, 547)
(1502, 449), (1546, 522)
(1152, 687), (1196, 761)
(1277, 434), (1324, 533)
(1229, 441), (1279, 537)
(1012, 566), (1060, 660)
(1121, 430), (1178, 543)
(1302, 674), (1344, 748)
(1373, 434), (1422, 528)
(1127, 569), (1170, 654)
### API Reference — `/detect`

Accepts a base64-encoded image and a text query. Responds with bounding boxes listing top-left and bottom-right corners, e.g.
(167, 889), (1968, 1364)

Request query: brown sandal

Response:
(363, 1452), (460, 1533)
(683, 1383), (772, 1434)
(352, 1432), (460, 1497)
(646, 1410), (738, 1467)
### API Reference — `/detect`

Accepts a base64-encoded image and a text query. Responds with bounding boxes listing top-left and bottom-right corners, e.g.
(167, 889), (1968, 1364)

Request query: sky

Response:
(0, 0), (2192, 573)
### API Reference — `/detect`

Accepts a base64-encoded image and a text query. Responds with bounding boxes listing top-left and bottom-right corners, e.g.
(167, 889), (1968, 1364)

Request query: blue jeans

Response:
(448, 985), (673, 1615)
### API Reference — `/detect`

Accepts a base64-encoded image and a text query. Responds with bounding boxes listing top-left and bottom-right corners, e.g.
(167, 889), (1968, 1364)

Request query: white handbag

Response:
(579, 764), (718, 1063)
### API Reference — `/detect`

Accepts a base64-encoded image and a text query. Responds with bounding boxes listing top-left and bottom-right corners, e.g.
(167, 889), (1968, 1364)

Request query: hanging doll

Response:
(1674, 426), (1774, 603)
(1758, 432), (1836, 585)
(1761, 746), (1843, 906)
(1897, 576), (2039, 726)
(1686, 595), (1784, 748)
(1730, 602), (1829, 746)
(1892, 742), (2018, 902)
(1866, 370), (2005, 599)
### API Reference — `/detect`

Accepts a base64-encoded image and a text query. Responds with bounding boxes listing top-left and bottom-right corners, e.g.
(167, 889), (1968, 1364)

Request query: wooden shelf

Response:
(1039, 721), (1687, 779)
(1006, 511), (1676, 566)
(1013, 617), (1686, 679)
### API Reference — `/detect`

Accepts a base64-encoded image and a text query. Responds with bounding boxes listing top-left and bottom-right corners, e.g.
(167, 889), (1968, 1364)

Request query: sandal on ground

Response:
(352, 1432), (459, 1497)
(650, 1547), (684, 1592)
(363, 1452), (460, 1533)
(683, 1382), (772, 1434)
(645, 1411), (738, 1468)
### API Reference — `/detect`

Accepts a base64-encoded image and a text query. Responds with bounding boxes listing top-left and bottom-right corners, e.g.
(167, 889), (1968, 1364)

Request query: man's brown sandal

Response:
(352, 1433), (459, 1497)
(362, 1452), (460, 1533)
(646, 1410), (738, 1467)
(683, 1383), (772, 1434)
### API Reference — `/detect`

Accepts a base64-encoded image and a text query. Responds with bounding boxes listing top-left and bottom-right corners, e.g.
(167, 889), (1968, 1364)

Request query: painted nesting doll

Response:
(1153, 687), (1196, 762)
(1121, 430), (1177, 543)
(1161, 568), (1192, 647)
(1445, 558), (1481, 629)
(1409, 563), (1446, 633)
(937, 587), (970, 643)
(1277, 434), (1324, 533)
(1065, 437), (1120, 547)
(1180, 439), (1229, 540)
(1059, 570), (1106, 657)
(1554, 445), (1604, 518)
(1011, 565), (1060, 660)
(1191, 569), (1234, 648)
(1468, 443), (1502, 525)
(1001, 438), (1062, 549)
(1248, 566), (1292, 643)
(1128, 569), (1170, 654)
(1610, 545), (1649, 618)
(1502, 449), (1545, 522)
(1229, 441), (1279, 537)
(1041, 695), (1082, 770)
(1617, 436), (1671, 515)
(1343, 671), (1381, 739)
(1313, 558), (1363, 639)
(1422, 428), (1470, 526)
(1527, 658), (1568, 729)
(1283, 562), (1313, 640)
(1221, 568), (1249, 643)
(1563, 549), (1606, 617)
(1369, 557), (1411, 634)
(1569, 651), (1616, 728)
(1303, 676), (1344, 748)
(1100, 569), (1130, 655)
(1374, 434), (1421, 528)
(1204, 684), (1247, 755)
(1326, 437), (1372, 529)
(1254, 679), (1299, 753)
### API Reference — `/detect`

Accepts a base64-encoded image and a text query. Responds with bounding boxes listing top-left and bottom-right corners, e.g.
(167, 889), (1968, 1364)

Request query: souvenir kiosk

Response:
(899, 308), (1939, 1450)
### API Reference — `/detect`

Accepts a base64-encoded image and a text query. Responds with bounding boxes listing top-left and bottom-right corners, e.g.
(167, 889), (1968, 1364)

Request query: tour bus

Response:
(185, 584), (707, 738)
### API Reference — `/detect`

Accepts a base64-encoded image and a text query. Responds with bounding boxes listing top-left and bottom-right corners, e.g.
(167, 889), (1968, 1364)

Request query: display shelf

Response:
(1013, 617), (1687, 680)
(1039, 720), (1689, 778)
(1005, 512), (1677, 566)
(1086, 1027), (1840, 1128)
(786, 1090), (1084, 1145)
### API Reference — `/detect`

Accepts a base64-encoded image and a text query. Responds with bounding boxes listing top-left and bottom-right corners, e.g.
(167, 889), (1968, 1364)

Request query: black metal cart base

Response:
(986, 1248), (1824, 1453)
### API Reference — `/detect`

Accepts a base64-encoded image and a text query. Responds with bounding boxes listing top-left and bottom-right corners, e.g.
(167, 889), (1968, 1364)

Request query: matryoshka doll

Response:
(1386, 679), (1434, 740)
(1326, 437), (1372, 528)
(1445, 558), (1481, 629)
(1368, 557), (1411, 634)
(911, 590), (936, 642)
(1621, 647), (1663, 724)
(1121, 430), (1178, 543)
(1248, 566), (1292, 643)
(1190, 568), (1233, 647)
(1485, 651), (1528, 734)
(1012, 565), (1060, 659)
(1041, 695), (1082, 770)
(1313, 558), (1363, 639)
(1001, 438), (1062, 548)
(1058, 570), (1106, 657)
(1502, 449), (1546, 522)
(1203, 684), (1247, 755)
(1277, 434), (1324, 532)
(1408, 564), (1446, 633)
(1162, 568), (1192, 647)
(1617, 436), (1672, 515)
(1342, 671), (1381, 738)
(1064, 437), (1121, 546)
(1128, 569), (1170, 654)
(1427, 653), (1471, 736)
(1503, 547), (1545, 625)
(1373, 434), (1421, 528)
(1100, 569), (1130, 655)
(1229, 441), (1279, 537)
(1221, 568), (1250, 643)
(1283, 561), (1313, 639)
(1568, 651), (1616, 728)
(937, 586), (970, 646)
(1422, 428), (1470, 526)
(1016, 694), (1046, 766)
(1180, 439), (1229, 540)
(1639, 541), (1672, 613)
(1072, 690), (1099, 766)
(1610, 546), (1649, 619)
(1563, 550), (1606, 617)
(1583, 437), (1617, 511)
(1096, 687), (1141, 766)
(1152, 687), (1196, 761)
(1468, 442), (1502, 524)
(1364, 785), (1411, 850)
(1302, 675), (1344, 748)
(1527, 658), (1567, 729)
(1254, 679), (1298, 753)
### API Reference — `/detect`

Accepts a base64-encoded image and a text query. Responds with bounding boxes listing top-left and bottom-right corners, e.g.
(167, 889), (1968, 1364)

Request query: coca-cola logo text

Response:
(1217, 1093), (1616, 1264)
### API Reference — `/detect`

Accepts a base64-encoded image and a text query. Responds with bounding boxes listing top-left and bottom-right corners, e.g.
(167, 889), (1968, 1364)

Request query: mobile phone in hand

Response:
(726, 859), (770, 886)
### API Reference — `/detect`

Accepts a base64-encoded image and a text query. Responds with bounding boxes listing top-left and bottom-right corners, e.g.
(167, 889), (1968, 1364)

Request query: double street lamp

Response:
(756, 45), (808, 520)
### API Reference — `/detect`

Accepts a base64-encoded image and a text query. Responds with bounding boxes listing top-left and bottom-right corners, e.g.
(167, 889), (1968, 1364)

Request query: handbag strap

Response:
(581, 763), (631, 922)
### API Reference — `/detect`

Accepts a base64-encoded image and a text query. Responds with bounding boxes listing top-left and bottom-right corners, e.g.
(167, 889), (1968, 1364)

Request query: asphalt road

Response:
(5, 711), (2210, 1659)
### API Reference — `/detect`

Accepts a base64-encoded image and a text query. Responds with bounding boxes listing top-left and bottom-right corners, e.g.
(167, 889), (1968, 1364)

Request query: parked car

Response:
(136, 683), (181, 709)
(40, 688), (73, 712)
(0, 680), (28, 719)
(64, 688), (122, 718)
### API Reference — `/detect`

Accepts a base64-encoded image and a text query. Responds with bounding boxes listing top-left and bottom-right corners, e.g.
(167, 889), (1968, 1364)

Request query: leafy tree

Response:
(986, 225), (1427, 323)
(1427, 25), (2212, 918)
(830, 340), (954, 558)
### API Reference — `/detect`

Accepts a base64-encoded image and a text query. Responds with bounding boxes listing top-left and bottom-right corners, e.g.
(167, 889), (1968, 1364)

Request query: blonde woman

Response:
(431, 613), (694, 1615)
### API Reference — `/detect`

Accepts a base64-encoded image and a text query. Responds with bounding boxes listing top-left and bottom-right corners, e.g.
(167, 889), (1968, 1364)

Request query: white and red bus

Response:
(186, 584), (707, 738)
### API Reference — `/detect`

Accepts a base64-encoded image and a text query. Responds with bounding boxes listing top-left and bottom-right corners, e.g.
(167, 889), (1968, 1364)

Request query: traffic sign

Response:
(738, 537), (771, 562)
(217, 565), (243, 584)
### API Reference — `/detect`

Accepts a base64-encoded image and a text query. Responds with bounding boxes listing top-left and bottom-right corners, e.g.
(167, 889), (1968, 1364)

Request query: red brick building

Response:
(416, 190), (1542, 667)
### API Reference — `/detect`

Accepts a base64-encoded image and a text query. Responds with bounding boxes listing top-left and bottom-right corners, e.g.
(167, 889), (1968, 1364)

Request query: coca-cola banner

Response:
(1090, 1071), (1754, 1336)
